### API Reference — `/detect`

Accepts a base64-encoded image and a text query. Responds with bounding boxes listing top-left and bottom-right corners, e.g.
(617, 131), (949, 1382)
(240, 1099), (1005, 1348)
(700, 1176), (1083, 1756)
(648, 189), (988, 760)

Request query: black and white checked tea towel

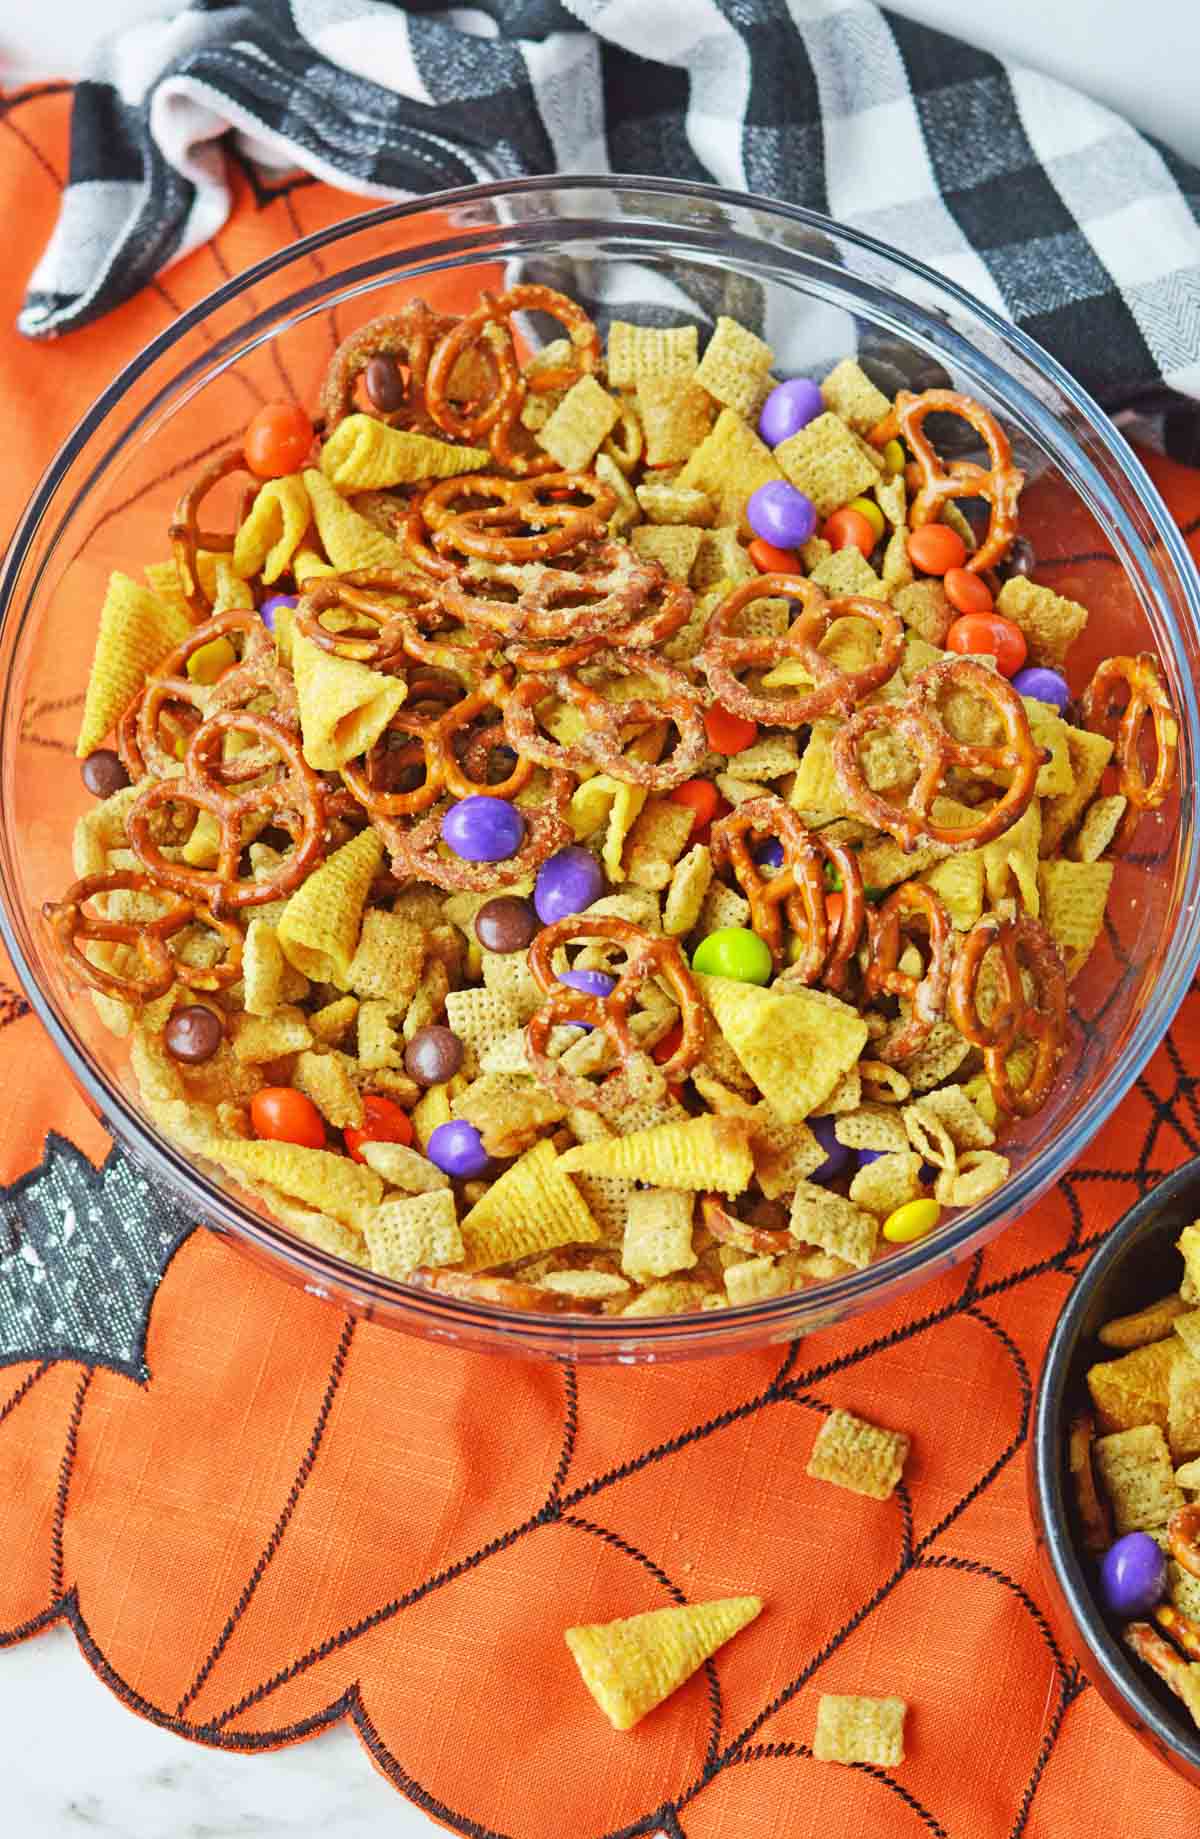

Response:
(20, 0), (1200, 451)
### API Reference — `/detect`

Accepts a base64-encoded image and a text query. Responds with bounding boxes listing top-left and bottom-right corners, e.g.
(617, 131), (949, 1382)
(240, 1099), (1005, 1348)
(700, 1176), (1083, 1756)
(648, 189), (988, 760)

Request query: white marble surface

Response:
(2, 0), (1199, 1832)
(5, 1625), (415, 1839)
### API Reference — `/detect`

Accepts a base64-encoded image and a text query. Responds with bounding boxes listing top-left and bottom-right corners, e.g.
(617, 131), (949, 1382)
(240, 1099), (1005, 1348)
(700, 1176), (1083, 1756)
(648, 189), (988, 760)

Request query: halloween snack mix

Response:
(1074, 1226), (1200, 1730)
(52, 286), (1180, 1316)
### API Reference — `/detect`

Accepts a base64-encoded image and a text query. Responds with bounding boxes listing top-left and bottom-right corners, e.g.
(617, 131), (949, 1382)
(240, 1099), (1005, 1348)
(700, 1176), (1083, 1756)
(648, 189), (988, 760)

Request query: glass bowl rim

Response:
(3, 173), (1200, 1350)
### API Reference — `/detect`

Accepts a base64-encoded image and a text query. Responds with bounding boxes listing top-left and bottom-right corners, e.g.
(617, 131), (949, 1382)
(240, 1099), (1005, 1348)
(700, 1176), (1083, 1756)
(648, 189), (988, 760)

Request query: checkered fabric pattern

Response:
(19, 0), (1200, 451)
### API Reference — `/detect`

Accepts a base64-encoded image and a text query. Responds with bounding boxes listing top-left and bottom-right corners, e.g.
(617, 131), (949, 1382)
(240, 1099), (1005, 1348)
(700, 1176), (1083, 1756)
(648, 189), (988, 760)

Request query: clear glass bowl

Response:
(2, 177), (1198, 1362)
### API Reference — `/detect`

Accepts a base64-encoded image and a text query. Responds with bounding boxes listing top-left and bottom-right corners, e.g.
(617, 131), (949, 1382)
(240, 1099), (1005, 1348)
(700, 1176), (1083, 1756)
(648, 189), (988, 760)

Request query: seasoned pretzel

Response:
(947, 912), (1068, 1116)
(1155, 1603), (1200, 1661)
(440, 539), (653, 640)
(700, 1193), (793, 1257)
(375, 771), (575, 893)
(426, 284), (602, 474)
(128, 710), (326, 913)
(525, 914), (704, 1109)
(407, 471), (615, 578)
(1168, 1503), (1200, 1582)
(503, 575), (693, 674)
(504, 649), (707, 791)
(709, 794), (865, 988)
(869, 388), (1025, 573)
(119, 608), (295, 782)
(832, 657), (1047, 852)
(319, 300), (460, 433)
(864, 882), (954, 1064)
(295, 569), (493, 676)
(169, 449), (259, 619)
(44, 870), (242, 1002)
(407, 1267), (605, 1314)
(341, 671), (534, 819)
(1080, 654), (1179, 850)
(1124, 1621), (1200, 1708)
(699, 575), (904, 725)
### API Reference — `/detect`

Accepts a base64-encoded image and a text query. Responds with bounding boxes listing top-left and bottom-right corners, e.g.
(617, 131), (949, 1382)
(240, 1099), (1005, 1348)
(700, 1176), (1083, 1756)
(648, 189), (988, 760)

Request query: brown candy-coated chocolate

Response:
(404, 1024), (465, 1088)
(163, 1004), (224, 1064)
(474, 895), (538, 954)
(81, 749), (131, 799)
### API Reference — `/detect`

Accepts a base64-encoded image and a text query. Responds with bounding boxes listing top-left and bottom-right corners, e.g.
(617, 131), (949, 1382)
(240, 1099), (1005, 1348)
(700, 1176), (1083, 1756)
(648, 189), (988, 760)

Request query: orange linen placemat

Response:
(3, 85), (1200, 1839)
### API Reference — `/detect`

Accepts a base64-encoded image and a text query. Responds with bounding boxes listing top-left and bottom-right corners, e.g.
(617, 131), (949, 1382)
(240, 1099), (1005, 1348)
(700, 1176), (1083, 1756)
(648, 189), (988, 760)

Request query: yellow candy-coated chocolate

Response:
(882, 1197), (941, 1244)
(881, 438), (906, 475)
(186, 636), (237, 684)
(847, 495), (885, 542)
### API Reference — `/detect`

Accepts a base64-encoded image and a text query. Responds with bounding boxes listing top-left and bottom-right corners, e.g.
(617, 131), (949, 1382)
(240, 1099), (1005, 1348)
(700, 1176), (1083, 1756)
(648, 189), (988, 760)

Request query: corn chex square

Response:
(621, 1188), (697, 1279)
(1094, 1423), (1185, 1533)
(813, 1694), (907, 1767)
(790, 1184), (878, 1271)
(694, 315), (774, 418)
(678, 408), (782, 535)
(606, 320), (699, 389)
(364, 1190), (462, 1280)
(820, 357), (891, 434)
(1087, 1337), (1179, 1433)
(535, 374), (621, 470)
(773, 412), (882, 518)
(807, 1406), (910, 1500)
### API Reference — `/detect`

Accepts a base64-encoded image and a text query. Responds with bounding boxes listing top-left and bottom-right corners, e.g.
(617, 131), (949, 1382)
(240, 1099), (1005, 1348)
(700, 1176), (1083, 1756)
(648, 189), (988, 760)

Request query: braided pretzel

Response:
(1080, 654), (1179, 850)
(407, 471), (615, 579)
(426, 284), (601, 475)
(832, 657), (1047, 853)
(709, 794), (865, 988)
(45, 870), (243, 1002)
(375, 771), (575, 893)
(407, 1267), (605, 1314)
(525, 914), (704, 1110)
(947, 912), (1067, 1116)
(169, 449), (259, 619)
(700, 575), (904, 726)
(119, 608), (295, 783)
(504, 649), (707, 791)
(869, 389), (1024, 573)
(319, 300), (460, 433)
(864, 882), (954, 1064)
(341, 671), (534, 819)
(295, 569), (494, 677)
(128, 710), (326, 914)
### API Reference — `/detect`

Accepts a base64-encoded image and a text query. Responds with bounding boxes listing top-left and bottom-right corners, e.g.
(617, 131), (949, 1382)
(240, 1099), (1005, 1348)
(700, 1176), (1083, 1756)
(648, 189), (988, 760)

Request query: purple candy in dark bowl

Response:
(1031, 1155), (1200, 1782)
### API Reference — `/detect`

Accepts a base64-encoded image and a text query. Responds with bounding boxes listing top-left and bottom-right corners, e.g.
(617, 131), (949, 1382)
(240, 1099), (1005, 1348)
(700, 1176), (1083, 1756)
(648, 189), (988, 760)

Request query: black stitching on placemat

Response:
(176, 1314), (356, 1717)
(1008, 1665), (1087, 1839)
(49, 1368), (91, 1599)
(0, 1359), (52, 1426)
(916, 1554), (1070, 1683)
(208, 235), (303, 408)
(1, 111), (63, 190)
(544, 1359), (578, 1510)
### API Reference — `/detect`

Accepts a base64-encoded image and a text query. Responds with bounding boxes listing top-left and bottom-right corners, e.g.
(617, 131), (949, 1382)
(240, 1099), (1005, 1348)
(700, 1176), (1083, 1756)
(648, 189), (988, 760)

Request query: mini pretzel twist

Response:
(169, 449), (259, 619)
(709, 793), (865, 989)
(1168, 1503), (1200, 1582)
(406, 471), (616, 578)
(119, 608), (295, 782)
(319, 300), (460, 433)
(44, 870), (243, 1002)
(832, 657), (1047, 853)
(341, 670), (534, 819)
(1123, 1620), (1200, 1707)
(947, 911), (1068, 1116)
(869, 388), (1025, 572)
(439, 541), (680, 668)
(864, 881), (955, 1064)
(699, 1193), (793, 1257)
(503, 649), (707, 791)
(1080, 653), (1179, 850)
(1154, 1603), (1200, 1661)
(295, 569), (494, 677)
(699, 575), (905, 726)
(525, 914), (704, 1110)
(127, 709), (327, 914)
(374, 770), (575, 893)
(425, 284), (602, 475)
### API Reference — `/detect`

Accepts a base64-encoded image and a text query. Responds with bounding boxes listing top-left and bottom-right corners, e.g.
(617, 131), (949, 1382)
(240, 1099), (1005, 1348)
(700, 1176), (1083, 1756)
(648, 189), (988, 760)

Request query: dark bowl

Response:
(1030, 1155), (1200, 1780)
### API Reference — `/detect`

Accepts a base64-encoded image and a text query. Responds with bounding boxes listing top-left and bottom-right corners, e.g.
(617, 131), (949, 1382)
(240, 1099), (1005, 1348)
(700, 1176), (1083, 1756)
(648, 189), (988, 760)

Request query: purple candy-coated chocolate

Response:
(758, 377), (823, 447)
(259, 593), (297, 633)
(534, 845), (606, 925)
(426, 1119), (494, 1180)
(809, 1113), (852, 1184)
(1099, 1531), (1167, 1619)
(1011, 665), (1071, 711)
(754, 838), (785, 870)
(557, 966), (616, 1031)
(441, 795), (526, 863)
(746, 479), (817, 550)
(857, 1147), (886, 1167)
